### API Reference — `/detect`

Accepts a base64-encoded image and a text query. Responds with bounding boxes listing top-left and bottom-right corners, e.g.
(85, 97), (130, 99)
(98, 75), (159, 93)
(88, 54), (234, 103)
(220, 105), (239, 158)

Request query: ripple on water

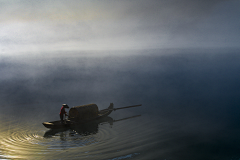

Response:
(0, 115), (48, 159)
(0, 114), (153, 160)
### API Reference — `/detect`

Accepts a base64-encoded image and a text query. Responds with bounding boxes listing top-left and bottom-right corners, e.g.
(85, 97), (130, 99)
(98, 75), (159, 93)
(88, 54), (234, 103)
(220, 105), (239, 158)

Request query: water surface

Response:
(1, 49), (240, 159)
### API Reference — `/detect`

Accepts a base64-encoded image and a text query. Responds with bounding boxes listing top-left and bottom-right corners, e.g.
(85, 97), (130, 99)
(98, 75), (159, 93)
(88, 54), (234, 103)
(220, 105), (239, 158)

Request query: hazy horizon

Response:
(1, 0), (240, 55)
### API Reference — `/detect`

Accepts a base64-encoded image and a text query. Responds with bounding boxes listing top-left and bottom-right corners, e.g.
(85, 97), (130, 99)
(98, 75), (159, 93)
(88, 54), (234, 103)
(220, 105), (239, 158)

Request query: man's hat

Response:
(62, 104), (69, 108)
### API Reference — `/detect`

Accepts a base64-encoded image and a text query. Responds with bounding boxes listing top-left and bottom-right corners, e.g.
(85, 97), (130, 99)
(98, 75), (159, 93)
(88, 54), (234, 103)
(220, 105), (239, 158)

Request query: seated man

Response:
(59, 104), (69, 123)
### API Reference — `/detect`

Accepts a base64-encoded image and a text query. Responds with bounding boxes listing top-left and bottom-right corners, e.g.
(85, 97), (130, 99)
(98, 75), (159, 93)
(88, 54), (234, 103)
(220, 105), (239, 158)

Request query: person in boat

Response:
(60, 104), (69, 123)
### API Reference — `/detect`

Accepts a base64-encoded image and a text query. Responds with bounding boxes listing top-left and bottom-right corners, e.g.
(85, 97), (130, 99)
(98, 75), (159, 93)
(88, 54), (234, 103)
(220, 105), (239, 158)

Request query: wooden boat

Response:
(42, 103), (141, 129)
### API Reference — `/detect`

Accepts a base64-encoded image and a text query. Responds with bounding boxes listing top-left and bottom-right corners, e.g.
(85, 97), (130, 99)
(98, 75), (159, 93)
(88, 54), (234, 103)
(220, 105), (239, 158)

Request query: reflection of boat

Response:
(42, 103), (141, 129)
(44, 115), (141, 138)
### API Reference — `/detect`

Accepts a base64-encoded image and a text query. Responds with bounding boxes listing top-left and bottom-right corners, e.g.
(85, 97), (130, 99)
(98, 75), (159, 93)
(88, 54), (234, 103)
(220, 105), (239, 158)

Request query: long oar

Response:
(100, 104), (142, 112)
(113, 104), (142, 111)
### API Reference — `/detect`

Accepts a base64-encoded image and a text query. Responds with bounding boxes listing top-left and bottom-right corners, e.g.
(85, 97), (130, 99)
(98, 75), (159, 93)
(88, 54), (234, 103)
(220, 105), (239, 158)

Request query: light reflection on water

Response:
(0, 115), (46, 159)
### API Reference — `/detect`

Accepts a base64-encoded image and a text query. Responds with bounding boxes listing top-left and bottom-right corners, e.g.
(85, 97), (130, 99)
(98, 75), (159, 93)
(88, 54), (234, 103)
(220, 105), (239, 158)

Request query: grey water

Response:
(1, 48), (240, 160)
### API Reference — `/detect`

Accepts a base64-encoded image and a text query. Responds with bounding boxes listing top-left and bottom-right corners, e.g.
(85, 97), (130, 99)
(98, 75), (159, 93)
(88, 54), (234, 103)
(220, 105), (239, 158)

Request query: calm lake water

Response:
(1, 49), (240, 160)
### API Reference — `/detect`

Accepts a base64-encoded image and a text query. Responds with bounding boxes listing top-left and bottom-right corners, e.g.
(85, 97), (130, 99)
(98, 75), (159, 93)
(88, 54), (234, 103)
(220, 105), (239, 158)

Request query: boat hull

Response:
(42, 120), (72, 129)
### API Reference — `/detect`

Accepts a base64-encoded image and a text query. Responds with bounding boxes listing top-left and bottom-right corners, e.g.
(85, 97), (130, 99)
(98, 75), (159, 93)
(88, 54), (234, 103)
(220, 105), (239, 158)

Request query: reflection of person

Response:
(60, 104), (69, 123)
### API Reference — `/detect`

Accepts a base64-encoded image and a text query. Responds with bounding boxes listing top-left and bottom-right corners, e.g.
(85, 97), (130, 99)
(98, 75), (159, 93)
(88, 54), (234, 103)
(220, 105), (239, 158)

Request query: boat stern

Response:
(108, 103), (114, 110)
